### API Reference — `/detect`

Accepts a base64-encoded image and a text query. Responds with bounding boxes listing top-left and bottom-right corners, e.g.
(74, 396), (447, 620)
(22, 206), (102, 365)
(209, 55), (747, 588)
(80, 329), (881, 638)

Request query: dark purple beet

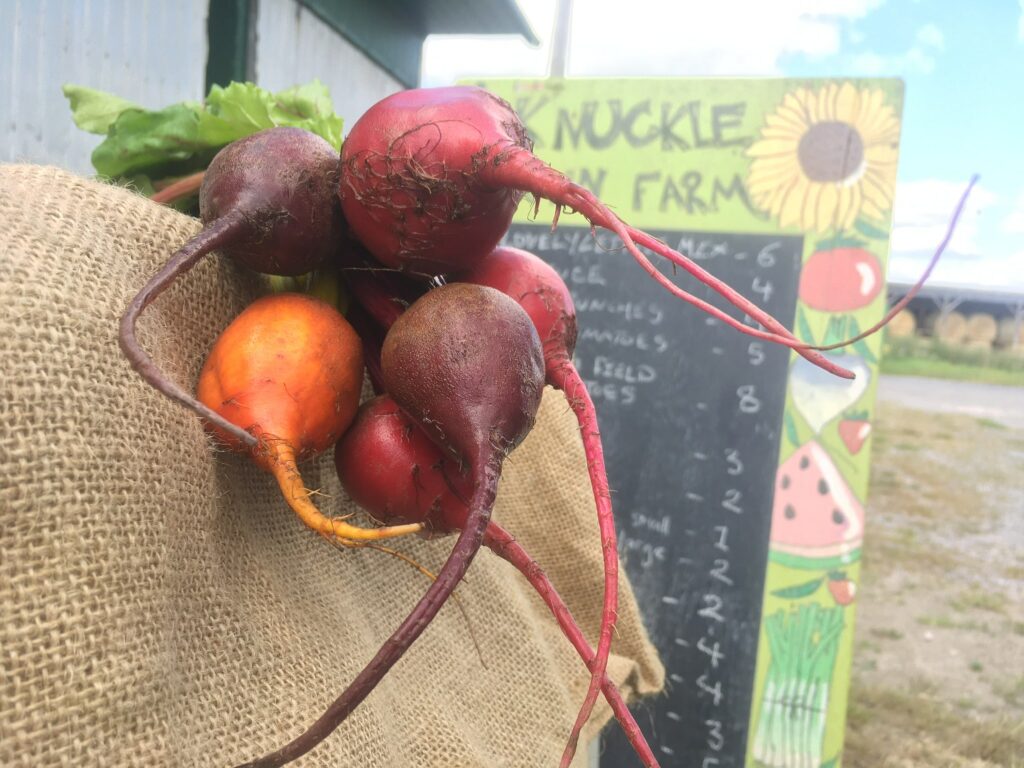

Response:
(237, 283), (545, 767)
(383, 283), (544, 468)
(199, 127), (343, 276)
(119, 127), (344, 447)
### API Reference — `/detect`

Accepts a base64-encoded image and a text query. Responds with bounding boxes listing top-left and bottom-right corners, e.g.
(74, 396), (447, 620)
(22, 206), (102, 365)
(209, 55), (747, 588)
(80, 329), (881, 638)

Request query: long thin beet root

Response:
(121, 212), (255, 445)
(501, 162), (852, 379)
(345, 246), (623, 764)
(120, 127), (344, 446)
(339, 85), (848, 378)
(334, 395), (659, 767)
(792, 174), (979, 352)
(459, 247), (617, 767)
(237, 284), (545, 767)
(484, 525), (659, 768)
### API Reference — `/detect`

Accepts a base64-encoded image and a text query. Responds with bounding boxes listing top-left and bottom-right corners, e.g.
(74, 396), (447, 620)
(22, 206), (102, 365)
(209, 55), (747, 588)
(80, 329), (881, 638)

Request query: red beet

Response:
(338, 85), (850, 378)
(459, 246), (616, 766)
(334, 395), (660, 768)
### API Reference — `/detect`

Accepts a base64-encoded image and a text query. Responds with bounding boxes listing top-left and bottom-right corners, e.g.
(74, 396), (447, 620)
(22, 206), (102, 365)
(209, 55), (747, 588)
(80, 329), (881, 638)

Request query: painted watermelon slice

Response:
(769, 441), (864, 569)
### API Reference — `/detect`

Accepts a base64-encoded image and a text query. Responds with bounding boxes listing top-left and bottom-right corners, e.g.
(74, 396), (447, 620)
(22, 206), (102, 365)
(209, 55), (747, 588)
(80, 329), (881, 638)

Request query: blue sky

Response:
(422, 0), (1024, 289)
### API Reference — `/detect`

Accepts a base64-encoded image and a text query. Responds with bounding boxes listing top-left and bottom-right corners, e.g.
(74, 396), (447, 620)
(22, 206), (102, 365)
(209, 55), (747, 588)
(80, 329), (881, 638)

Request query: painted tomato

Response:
(799, 247), (883, 312)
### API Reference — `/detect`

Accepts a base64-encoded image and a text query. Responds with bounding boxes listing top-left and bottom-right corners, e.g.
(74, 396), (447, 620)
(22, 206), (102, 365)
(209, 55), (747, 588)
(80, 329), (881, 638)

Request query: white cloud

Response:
(1002, 191), (1024, 234)
(915, 23), (944, 49)
(422, 0), (887, 84)
(888, 251), (1024, 289)
(887, 179), (1024, 289)
(892, 179), (995, 256)
(848, 22), (945, 75)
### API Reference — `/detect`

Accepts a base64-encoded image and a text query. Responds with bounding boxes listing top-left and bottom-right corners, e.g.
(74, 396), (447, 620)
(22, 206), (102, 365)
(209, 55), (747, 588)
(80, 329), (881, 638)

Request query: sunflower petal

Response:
(779, 175), (811, 228)
(818, 83), (838, 122)
(765, 109), (807, 136)
(801, 181), (823, 231)
(836, 184), (860, 231)
(815, 182), (841, 233)
(786, 89), (815, 124)
(835, 82), (861, 124)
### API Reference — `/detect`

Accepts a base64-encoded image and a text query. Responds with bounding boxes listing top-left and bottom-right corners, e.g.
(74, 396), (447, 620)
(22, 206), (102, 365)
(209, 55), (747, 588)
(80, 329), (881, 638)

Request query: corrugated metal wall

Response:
(254, 1), (403, 127)
(0, 0), (407, 177)
(1, 0), (209, 176)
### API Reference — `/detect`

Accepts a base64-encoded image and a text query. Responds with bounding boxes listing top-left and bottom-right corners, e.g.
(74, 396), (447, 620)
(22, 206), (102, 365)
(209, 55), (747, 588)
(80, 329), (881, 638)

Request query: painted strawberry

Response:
(827, 572), (857, 606)
(799, 244), (882, 312)
(838, 418), (872, 454)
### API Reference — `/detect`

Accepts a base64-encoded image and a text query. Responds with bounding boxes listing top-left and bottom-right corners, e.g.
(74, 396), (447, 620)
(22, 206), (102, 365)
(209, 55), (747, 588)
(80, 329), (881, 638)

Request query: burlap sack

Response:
(0, 165), (664, 767)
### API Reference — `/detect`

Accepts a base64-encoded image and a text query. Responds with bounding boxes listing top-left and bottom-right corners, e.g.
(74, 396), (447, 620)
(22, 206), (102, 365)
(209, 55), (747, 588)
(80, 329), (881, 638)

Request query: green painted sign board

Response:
(474, 77), (903, 768)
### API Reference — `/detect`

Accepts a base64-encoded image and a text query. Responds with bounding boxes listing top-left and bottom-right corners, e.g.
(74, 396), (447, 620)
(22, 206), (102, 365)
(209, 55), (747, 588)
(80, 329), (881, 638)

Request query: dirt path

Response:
(845, 378), (1024, 767)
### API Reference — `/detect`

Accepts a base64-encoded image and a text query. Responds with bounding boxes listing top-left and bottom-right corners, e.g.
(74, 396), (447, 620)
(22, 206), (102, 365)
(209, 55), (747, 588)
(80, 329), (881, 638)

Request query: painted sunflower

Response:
(746, 82), (900, 233)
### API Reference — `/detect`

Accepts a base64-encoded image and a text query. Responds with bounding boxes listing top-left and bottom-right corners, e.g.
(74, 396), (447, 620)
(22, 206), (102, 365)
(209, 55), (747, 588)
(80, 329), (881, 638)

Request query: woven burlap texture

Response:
(0, 165), (664, 768)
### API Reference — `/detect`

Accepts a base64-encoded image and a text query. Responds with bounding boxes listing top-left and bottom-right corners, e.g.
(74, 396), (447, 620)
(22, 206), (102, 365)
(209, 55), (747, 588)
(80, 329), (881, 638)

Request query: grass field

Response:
(880, 337), (1024, 387)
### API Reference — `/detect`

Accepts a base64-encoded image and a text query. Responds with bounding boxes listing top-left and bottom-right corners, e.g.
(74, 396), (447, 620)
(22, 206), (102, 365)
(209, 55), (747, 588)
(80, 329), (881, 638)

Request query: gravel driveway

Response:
(876, 374), (1024, 429)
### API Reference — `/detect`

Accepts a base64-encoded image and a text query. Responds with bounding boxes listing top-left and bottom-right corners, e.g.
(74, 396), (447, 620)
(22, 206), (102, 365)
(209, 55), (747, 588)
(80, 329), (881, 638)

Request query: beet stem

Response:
(236, 455), (501, 768)
(484, 523), (660, 768)
(150, 170), (205, 205)
(343, 303), (387, 394)
(343, 268), (406, 329)
(118, 211), (260, 447)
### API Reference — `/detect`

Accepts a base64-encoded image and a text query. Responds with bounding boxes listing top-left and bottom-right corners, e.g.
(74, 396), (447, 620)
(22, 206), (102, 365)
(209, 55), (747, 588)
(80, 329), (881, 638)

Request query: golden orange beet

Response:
(197, 292), (420, 544)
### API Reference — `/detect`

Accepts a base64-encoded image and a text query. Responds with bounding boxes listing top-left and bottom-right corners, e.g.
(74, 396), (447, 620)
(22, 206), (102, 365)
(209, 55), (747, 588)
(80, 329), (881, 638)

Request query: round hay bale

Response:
(964, 312), (998, 344)
(996, 317), (1024, 348)
(887, 309), (917, 338)
(933, 311), (962, 344)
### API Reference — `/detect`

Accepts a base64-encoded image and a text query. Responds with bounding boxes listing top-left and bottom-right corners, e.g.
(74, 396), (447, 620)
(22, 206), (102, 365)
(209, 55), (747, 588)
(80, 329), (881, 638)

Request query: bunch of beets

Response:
(119, 85), (874, 768)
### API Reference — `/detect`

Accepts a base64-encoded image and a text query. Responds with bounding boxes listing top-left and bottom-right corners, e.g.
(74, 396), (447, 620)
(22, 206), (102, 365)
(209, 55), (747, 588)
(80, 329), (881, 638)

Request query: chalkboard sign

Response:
(478, 76), (904, 767)
(503, 223), (802, 766)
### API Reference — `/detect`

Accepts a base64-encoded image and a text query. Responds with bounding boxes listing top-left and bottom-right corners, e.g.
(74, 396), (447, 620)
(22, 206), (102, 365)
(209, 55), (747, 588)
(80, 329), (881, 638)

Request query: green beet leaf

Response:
(90, 103), (206, 178)
(65, 79), (344, 182)
(63, 84), (142, 135)
(197, 80), (343, 150)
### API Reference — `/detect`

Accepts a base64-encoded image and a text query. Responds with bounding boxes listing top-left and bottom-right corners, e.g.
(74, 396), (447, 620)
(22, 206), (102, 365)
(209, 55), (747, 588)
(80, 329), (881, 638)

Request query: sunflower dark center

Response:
(797, 121), (865, 183)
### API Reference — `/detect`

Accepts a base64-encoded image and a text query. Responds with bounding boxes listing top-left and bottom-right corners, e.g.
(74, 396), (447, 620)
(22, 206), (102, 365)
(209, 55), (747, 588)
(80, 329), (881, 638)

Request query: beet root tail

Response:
(795, 174), (980, 353)
(484, 523), (660, 768)
(548, 362), (619, 768)
(118, 211), (262, 446)
(235, 457), (501, 768)
(266, 442), (424, 542)
(486, 149), (854, 380)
